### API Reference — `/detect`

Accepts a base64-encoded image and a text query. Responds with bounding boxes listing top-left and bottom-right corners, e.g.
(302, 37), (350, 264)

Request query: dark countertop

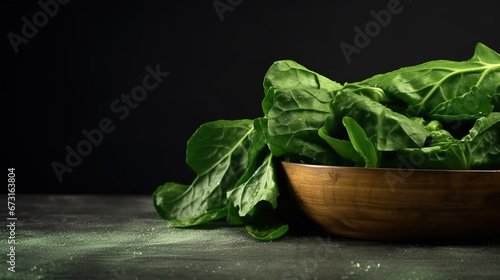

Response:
(5, 195), (500, 280)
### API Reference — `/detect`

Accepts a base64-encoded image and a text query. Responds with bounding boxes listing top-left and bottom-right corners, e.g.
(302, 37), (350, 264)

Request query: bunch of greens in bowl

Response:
(153, 43), (500, 240)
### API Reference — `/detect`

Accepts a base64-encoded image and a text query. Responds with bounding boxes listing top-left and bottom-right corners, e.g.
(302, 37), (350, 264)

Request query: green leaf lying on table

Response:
(153, 43), (500, 241)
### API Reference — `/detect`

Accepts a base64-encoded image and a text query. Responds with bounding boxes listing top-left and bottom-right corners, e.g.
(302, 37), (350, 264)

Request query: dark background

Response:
(2, 0), (500, 194)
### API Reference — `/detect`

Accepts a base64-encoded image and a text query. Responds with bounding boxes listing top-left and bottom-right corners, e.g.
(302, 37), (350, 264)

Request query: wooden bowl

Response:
(281, 162), (500, 241)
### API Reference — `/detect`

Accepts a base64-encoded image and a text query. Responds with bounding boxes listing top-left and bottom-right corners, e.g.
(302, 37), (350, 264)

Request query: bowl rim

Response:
(281, 161), (500, 173)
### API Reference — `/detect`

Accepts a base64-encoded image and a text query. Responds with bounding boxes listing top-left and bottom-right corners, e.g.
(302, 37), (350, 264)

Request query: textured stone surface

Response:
(4, 195), (500, 279)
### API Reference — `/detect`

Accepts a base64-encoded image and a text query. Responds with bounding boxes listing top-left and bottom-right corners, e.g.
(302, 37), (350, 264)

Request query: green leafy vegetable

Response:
(246, 224), (289, 241)
(462, 112), (500, 169)
(262, 60), (342, 115)
(429, 86), (494, 120)
(154, 42), (500, 241)
(262, 60), (342, 165)
(264, 87), (337, 164)
(226, 152), (278, 219)
(153, 119), (254, 227)
(357, 43), (500, 118)
(328, 90), (430, 151)
(342, 116), (380, 168)
(318, 118), (365, 166)
(398, 112), (500, 170)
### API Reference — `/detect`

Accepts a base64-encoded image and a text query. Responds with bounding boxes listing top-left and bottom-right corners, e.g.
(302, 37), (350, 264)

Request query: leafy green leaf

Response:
(227, 152), (278, 218)
(340, 83), (393, 103)
(318, 117), (364, 166)
(398, 113), (500, 170)
(246, 224), (289, 241)
(233, 118), (269, 187)
(263, 60), (342, 92)
(424, 120), (443, 132)
(342, 116), (380, 168)
(330, 90), (430, 151)
(223, 118), (270, 225)
(429, 86), (493, 120)
(398, 138), (467, 170)
(261, 60), (346, 165)
(262, 60), (342, 115)
(243, 200), (289, 241)
(358, 43), (500, 117)
(265, 87), (338, 164)
(153, 119), (253, 227)
(463, 112), (500, 169)
(463, 112), (500, 140)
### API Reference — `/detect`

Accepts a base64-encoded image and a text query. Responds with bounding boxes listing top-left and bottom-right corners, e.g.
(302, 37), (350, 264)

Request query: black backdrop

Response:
(3, 0), (500, 194)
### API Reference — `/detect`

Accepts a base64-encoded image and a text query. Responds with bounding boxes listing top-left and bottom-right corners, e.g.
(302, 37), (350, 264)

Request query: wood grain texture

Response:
(281, 162), (500, 240)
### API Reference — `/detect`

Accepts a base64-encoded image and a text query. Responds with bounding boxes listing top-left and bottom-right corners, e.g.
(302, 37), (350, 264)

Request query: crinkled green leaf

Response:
(330, 90), (430, 151)
(233, 118), (269, 187)
(263, 60), (342, 92)
(227, 152), (278, 218)
(399, 144), (468, 170)
(398, 113), (500, 170)
(265, 87), (337, 164)
(262, 60), (342, 115)
(398, 134), (466, 170)
(261, 61), (346, 165)
(340, 83), (393, 103)
(224, 118), (284, 230)
(358, 43), (500, 117)
(463, 112), (500, 168)
(425, 120), (443, 132)
(153, 119), (253, 227)
(463, 112), (500, 140)
(429, 86), (493, 120)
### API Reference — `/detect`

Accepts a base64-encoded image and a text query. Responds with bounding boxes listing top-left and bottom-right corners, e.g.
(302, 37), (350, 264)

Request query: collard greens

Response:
(154, 43), (500, 240)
